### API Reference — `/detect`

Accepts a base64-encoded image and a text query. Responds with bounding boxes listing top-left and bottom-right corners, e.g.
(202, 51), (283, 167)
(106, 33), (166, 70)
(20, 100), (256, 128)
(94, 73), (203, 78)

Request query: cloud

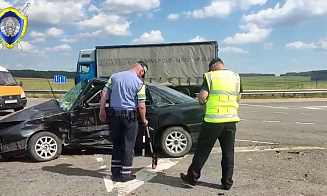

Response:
(30, 37), (46, 43)
(77, 13), (130, 36)
(242, 0), (327, 28)
(53, 44), (71, 51)
(88, 4), (99, 12)
(20, 41), (40, 53)
(222, 23), (271, 44)
(285, 41), (327, 50)
(46, 28), (64, 37)
(132, 30), (164, 44)
(78, 30), (103, 38)
(167, 14), (179, 20)
(0, 0), (12, 8)
(184, 0), (267, 19)
(189, 36), (207, 42)
(185, 1), (232, 19)
(237, 0), (267, 10)
(101, 0), (160, 15)
(30, 31), (46, 38)
(60, 38), (78, 43)
(264, 42), (273, 50)
(220, 47), (249, 54)
(27, 0), (90, 26)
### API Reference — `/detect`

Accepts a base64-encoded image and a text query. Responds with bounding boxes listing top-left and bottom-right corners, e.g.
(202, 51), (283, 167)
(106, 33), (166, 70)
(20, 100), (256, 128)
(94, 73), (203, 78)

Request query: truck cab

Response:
(75, 49), (96, 84)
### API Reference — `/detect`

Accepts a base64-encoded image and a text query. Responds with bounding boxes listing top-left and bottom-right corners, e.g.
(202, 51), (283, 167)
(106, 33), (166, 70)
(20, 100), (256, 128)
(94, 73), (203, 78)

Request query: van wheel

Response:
(161, 127), (192, 158)
(27, 132), (62, 162)
(14, 107), (24, 112)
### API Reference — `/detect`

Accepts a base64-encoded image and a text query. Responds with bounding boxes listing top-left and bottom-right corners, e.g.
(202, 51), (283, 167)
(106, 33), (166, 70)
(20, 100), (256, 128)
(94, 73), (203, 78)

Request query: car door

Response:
(70, 83), (110, 145)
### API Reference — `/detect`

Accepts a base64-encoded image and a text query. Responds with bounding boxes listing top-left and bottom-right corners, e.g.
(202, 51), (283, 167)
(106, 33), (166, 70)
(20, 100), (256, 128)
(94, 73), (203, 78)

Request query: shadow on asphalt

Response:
(0, 111), (12, 117)
(42, 163), (144, 179)
(147, 172), (227, 191)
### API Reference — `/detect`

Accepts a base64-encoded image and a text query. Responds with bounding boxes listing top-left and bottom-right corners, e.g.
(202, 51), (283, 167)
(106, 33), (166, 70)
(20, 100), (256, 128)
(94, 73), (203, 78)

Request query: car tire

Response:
(27, 132), (62, 162)
(160, 127), (192, 158)
(14, 107), (24, 112)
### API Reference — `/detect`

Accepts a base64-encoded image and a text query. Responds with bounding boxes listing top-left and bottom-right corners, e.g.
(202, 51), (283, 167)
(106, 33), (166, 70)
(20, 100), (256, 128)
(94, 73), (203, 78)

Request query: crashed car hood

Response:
(0, 99), (64, 123)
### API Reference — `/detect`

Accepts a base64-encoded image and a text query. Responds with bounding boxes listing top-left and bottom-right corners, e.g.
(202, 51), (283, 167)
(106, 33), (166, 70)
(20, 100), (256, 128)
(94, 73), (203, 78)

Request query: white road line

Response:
(274, 112), (288, 115)
(241, 104), (290, 109)
(300, 113), (314, 116)
(235, 139), (278, 145)
(103, 176), (114, 192)
(112, 158), (179, 196)
(96, 157), (104, 163)
(240, 119), (250, 121)
(212, 146), (326, 154)
(302, 106), (327, 110)
(263, 120), (280, 123)
(100, 165), (107, 169)
(296, 122), (316, 125)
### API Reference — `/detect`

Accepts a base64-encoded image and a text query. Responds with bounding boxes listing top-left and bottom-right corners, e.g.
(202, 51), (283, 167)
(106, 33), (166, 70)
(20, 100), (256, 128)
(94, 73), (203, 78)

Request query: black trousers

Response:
(186, 121), (237, 188)
(108, 113), (138, 180)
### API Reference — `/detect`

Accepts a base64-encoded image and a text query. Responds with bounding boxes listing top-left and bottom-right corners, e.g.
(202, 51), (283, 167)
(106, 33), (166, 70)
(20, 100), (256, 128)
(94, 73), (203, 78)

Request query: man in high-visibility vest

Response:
(180, 58), (242, 190)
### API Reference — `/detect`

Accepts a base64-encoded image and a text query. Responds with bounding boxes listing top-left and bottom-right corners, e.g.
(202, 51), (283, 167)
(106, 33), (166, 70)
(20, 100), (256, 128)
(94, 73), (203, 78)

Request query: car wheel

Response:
(27, 132), (62, 162)
(14, 107), (24, 112)
(161, 127), (192, 157)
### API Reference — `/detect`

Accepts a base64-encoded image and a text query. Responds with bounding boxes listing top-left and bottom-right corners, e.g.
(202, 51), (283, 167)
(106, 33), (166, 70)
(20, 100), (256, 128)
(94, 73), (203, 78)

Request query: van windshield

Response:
(0, 71), (17, 86)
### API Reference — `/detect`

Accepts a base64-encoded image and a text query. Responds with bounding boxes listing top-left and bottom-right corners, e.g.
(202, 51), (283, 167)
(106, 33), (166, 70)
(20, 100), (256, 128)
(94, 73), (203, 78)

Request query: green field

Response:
(14, 76), (327, 98)
(15, 76), (327, 91)
(15, 77), (75, 90)
(241, 76), (327, 90)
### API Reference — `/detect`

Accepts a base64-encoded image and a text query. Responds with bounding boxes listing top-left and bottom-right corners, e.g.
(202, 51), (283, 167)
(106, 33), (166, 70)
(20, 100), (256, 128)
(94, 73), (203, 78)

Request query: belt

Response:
(109, 108), (138, 121)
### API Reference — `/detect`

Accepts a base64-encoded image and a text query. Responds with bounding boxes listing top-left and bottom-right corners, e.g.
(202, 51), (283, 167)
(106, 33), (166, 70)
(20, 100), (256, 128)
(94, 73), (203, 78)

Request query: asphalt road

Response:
(1, 98), (327, 196)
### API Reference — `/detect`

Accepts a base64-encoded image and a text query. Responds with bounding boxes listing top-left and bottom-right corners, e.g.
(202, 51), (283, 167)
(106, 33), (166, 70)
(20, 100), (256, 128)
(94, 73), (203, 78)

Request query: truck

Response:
(74, 41), (219, 97)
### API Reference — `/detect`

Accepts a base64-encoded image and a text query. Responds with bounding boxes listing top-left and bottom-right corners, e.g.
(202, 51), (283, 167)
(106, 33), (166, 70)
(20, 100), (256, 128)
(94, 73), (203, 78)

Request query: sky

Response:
(0, 0), (327, 75)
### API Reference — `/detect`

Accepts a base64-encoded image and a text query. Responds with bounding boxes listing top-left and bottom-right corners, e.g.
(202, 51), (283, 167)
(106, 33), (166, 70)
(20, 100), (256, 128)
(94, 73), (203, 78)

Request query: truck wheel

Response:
(160, 127), (192, 157)
(14, 107), (24, 112)
(27, 132), (62, 162)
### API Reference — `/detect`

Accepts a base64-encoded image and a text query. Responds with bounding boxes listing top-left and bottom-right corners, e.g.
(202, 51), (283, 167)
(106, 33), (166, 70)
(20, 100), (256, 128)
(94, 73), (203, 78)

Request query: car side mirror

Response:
(20, 81), (23, 87)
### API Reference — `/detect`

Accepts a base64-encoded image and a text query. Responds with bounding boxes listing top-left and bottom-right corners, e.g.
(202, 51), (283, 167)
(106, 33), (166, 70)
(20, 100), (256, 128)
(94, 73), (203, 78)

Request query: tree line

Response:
(9, 69), (76, 78)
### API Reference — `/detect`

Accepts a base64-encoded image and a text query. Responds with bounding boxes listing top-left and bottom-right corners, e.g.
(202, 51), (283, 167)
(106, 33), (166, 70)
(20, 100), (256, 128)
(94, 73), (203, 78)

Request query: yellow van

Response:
(0, 66), (27, 112)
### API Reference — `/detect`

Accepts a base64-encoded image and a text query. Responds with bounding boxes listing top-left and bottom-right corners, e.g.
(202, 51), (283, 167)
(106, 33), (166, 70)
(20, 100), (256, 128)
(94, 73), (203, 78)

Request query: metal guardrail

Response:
(25, 89), (327, 96)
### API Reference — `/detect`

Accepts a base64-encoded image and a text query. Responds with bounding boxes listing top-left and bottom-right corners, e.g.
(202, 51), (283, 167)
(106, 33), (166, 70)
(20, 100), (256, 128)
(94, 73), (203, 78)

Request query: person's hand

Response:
(99, 110), (106, 122)
(142, 119), (148, 127)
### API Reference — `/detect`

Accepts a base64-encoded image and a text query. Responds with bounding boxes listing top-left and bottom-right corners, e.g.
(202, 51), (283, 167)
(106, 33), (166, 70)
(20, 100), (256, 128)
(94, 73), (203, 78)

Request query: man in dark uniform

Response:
(99, 61), (148, 182)
(180, 58), (243, 190)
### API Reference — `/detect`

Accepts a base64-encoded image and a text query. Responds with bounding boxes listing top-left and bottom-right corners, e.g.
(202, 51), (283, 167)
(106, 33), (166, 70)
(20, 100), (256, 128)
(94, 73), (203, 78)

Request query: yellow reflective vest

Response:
(203, 70), (241, 123)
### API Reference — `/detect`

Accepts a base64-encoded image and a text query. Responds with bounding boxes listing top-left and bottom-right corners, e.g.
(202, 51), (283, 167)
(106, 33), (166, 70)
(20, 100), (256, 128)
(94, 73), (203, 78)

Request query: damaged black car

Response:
(0, 78), (205, 162)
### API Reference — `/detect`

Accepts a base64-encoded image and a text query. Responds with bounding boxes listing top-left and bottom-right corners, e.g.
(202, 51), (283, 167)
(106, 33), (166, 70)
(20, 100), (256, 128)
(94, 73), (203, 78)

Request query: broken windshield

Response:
(58, 80), (87, 111)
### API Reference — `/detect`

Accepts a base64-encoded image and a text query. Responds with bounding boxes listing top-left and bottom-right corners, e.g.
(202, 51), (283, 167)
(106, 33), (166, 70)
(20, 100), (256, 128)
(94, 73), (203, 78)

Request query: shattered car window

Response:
(58, 81), (87, 111)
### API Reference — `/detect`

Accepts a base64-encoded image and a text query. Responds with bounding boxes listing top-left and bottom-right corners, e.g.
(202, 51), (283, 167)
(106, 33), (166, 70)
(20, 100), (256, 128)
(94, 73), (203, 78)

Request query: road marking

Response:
(295, 122), (316, 125)
(240, 119), (250, 121)
(241, 104), (290, 109)
(103, 176), (114, 192)
(112, 158), (179, 196)
(235, 139), (278, 145)
(274, 112), (288, 114)
(302, 106), (327, 110)
(96, 157), (104, 163)
(263, 120), (280, 123)
(100, 165), (107, 169)
(212, 146), (326, 153)
(300, 113), (314, 116)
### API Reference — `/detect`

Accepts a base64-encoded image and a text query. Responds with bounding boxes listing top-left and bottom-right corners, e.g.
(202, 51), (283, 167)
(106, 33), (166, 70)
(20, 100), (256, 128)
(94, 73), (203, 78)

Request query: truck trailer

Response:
(74, 41), (219, 97)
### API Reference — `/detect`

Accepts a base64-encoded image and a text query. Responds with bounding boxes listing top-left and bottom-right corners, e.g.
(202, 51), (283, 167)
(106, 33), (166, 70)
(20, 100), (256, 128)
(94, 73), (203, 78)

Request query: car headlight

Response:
(21, 92), (26, 98)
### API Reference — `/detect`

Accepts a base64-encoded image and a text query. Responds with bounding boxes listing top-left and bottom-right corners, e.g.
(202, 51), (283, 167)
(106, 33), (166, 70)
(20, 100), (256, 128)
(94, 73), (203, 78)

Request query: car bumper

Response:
(0, 96), (27, 110)
(0, 137), (27, 157)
